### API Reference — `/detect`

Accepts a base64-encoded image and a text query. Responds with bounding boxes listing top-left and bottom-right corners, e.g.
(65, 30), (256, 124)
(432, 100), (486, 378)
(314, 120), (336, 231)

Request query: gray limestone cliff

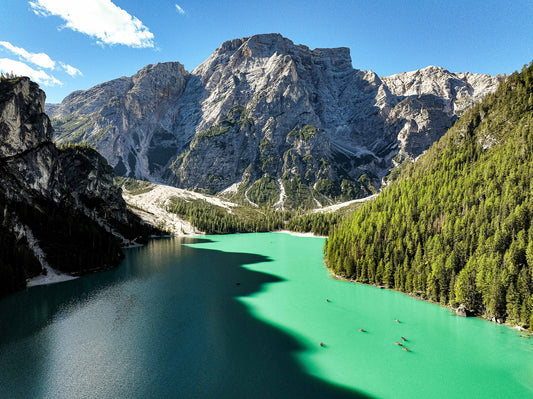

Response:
(0, 77), (155, 297)
(47, 34), (505, 208)
(381, 66), (505, 161)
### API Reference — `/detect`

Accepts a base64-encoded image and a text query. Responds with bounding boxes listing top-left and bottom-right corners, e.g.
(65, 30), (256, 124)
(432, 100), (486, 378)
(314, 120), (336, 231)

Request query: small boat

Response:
(401, 336), (406, 341)
(403, 347), (409, 352)
(395, 319), (400, 323)
(395, 342), (402, 346)
(326, 299), (330, 302)
(359, 328), (366, 332)
(320, 342), (324, 347)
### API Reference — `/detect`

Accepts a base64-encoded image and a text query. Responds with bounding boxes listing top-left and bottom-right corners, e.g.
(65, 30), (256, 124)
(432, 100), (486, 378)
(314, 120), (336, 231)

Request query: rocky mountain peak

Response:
(420, 65), (448, 72)
(196, 34), (353, 81)
(51, 76), (133, 118)
(131, 62), (188, 92)
(383, 66), (465, 100)
(47, 34), (505, 209)
(215, 34), (297, 59)
(382, 66), (505, 115)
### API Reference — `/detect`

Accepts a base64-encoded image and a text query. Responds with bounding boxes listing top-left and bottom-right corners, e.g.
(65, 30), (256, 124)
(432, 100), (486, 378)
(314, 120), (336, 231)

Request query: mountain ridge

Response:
(47, 33), (504, 208)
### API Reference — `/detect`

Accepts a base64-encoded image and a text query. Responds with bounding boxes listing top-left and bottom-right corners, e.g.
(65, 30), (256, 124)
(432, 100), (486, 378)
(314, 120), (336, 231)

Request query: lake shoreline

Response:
(275, 230), (326, 239)
(23, 230), (532, 336)
(23, 231), (322, 289)
(326, 265), (532, 335)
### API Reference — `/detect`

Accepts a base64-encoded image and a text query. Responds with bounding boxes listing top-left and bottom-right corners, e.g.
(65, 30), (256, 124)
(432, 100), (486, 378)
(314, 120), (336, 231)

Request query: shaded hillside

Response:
(325, 63), (533, 328)
(0, 77), (156, 297)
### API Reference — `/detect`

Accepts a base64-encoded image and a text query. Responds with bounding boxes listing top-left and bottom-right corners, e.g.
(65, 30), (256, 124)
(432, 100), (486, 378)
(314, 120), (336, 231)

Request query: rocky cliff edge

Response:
(0, 77), (156, 297)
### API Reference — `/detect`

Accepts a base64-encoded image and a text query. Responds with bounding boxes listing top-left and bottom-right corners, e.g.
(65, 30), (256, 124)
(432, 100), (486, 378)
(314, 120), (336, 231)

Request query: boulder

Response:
(456, 304), (468, 317)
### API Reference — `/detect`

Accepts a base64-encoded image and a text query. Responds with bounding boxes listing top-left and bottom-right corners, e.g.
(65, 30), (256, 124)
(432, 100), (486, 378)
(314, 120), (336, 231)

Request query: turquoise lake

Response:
(1, 233), (532, 398)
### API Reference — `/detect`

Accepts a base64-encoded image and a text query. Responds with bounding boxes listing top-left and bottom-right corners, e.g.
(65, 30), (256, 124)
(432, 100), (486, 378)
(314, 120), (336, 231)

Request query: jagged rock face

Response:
(0, 77), (153, 297)
(381, 66), (505, 161)
(47, 34), (504, 208)
(385, 94), (456, 161)
(162, 35), (391, 206)
(0, 78), (53, 157)
(52, 62), (189, 179)
(382, 66), (505, 113)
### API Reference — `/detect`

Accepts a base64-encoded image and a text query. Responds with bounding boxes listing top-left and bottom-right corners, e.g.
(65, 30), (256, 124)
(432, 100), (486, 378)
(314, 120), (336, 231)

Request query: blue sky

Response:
(1, 0), (531, 103)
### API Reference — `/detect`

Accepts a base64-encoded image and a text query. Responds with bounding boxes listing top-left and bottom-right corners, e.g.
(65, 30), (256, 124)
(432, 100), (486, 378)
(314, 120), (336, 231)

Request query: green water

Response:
(0, 233), (532, 398)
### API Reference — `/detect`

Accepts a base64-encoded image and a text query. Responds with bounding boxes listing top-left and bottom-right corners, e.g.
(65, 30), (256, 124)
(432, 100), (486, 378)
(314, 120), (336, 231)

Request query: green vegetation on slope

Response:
(286, 211), (343, 237)
(161, 190), (364, 237)
(325, 63), (533, 329)
(246, 175), (279, 207)
(52, 114), (92, 143)
(287, 124), (317, 141)
(0, 192), (42, 296)
(0, 191), (124, 297)
(166, 197), (287, 234)
(196, 106), (253, 139)
(115, 176), (153, 195)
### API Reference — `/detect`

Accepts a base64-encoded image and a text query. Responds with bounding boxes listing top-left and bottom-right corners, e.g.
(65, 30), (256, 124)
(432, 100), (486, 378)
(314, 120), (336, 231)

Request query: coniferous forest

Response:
(165, 196), (347, 236)
(325, 63), (533, 329)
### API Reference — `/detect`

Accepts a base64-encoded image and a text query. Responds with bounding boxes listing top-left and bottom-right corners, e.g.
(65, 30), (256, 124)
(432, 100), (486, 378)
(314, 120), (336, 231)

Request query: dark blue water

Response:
(0, 236), (369, 398)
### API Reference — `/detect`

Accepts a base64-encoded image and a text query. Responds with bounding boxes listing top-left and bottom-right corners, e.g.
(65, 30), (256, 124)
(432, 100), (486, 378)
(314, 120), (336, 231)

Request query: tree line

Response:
(165, 196), (347, 236)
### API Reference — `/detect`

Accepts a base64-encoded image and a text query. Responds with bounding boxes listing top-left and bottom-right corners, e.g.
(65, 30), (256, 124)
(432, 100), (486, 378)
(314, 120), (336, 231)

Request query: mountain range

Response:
(47, 33), (504, 209)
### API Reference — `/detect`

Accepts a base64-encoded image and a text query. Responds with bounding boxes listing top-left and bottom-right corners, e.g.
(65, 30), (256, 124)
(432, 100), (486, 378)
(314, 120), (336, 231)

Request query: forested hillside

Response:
(325, 63), (533, 329)
(165, 196), (353, 236)
(0, 77), (156, 297)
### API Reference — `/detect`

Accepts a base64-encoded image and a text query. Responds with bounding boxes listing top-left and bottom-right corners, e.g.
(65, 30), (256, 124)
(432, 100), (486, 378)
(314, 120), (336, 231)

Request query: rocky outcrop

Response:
(47, 34), (505, 208)
(51, 62), (189, 180)
(381, 66), (504, 161)
(381, 66), (504, 112)
(456, 304), (468, 317)
(0, 77), (155, 297)
(1, 77), (52, 157)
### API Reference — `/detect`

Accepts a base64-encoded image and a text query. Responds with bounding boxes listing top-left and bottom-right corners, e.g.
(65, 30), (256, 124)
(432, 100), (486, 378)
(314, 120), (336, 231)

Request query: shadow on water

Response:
(0, 237), (372, 398)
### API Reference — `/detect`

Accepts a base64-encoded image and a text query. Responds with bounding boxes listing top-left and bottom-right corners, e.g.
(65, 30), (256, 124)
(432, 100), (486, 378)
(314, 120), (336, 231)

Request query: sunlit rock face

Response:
(47, 34), (504, 208)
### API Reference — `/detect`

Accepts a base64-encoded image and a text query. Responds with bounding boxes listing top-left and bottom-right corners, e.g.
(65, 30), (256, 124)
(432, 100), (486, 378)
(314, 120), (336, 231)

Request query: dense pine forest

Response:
(167, 197), (286, 234)
(325, 63), (533, 329)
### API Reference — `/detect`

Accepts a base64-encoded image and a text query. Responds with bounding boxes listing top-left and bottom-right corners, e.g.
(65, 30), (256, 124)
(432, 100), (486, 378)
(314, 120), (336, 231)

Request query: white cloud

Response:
(0, 58), (62, 86)
(0, 41), (55, 69)
(29, 0), (155, 48)
(175, 4), (185, 15)
(0, 40), (82, 78)
(60, 62), (83, 77)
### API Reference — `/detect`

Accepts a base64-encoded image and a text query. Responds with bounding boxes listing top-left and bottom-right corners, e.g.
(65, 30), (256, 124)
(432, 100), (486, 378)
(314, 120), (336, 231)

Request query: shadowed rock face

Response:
(47, 33), (504, 208)
(0, 77), (52, 157)
(0, 77), (154, 297)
